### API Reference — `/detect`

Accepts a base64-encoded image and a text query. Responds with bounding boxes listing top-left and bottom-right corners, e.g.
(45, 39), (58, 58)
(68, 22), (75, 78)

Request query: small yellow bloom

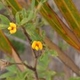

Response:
(8, 22), (17, 34)
(32, 41), (43, 51)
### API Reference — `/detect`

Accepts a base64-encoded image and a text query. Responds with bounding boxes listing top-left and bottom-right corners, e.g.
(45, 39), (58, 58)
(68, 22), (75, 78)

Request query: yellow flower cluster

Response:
(31, 41), (43, 51)
(8, 22), (17, 34)
(8, 23), (43, 51)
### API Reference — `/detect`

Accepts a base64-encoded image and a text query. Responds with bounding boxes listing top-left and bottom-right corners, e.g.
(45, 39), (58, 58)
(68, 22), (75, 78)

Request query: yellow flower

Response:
(31, 41), (43, 51)
(8, 22), (17, 34)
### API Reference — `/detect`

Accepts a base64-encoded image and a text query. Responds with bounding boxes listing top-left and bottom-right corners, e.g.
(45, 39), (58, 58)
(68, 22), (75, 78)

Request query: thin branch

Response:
(22, 27), (32, 43)
(7, 62), (35, 71)
(23, 63), (35, 71)
(22, 27), (39, 80)
(22, 27), (37, 58)
(34, 56), (38, 80)
(34, 69), (38, 80)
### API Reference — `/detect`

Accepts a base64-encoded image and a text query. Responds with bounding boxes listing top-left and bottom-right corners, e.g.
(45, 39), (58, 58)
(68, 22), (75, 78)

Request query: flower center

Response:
(36, 43), (39, 47)
(11, 26), (14, 30)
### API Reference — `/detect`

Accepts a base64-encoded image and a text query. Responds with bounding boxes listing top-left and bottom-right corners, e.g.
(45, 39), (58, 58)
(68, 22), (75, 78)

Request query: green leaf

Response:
(31, 0), (35, 10)
(15, 12), (21, 25)
(6, 65), (18, 73)
(22, 69), (33, 80)
(25, 23), (42, 41)
(69, 77), (80, 80)
(0, 72), (13, 79)
(41, 30), (46, 39)
(58, 41), (68, 50)
(41, 0), (47, 3)
(0, 14), (10, 25)
(45, 70), (56, 80)
(49, 50), (58, 57)
(21, 8), (27, 18)
(20, 9), (35, 26)
(27, 0), (36, 21)
(27, 10), (34, 21)
(6, 77), (15, 80)
(38, 50), (50, 75)
(20, 18), (28, 26)
(38, 53), (56, 79)
(0, 24), (8, 29)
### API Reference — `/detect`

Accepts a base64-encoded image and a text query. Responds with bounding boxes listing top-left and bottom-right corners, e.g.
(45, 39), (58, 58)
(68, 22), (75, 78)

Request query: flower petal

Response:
(10, 23), (16, 27)
(8, 26), (11, 30)
(31, 41), (43, 51)
(8, 22), (17, 34)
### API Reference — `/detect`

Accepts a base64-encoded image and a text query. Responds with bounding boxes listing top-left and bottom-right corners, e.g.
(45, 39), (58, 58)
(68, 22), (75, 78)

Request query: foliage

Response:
(69, 77), (80, 80)
(0, 0), (80, 80)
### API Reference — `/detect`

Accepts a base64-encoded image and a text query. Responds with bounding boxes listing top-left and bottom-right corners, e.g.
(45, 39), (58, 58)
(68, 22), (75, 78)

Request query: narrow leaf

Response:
(0, 72), (13, 79)
(0, 31), (12, 55)
(0, 24), (8, 29)
(54, 0), (80, 37)
(38, 1), (80, 50)
(15, 12), (21, 25)
(31, 0), (35, 10)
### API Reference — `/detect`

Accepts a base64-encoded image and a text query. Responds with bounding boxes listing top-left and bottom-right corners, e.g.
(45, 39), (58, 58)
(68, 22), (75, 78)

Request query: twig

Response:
(22, 27), (31, 43)
(23, 63), (35, 71)
(9, 62), (35, 71)
(34, 57), (38, 80)
(22, 27), (39, 80)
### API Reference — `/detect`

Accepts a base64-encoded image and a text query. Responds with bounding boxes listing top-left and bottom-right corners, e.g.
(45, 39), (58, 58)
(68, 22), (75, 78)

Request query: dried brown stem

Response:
(44, 37), (80, 76)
